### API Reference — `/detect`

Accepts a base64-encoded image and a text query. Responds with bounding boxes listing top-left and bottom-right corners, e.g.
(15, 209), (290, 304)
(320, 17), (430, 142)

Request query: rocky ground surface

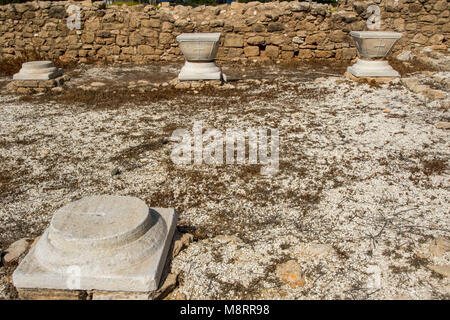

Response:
(0, 60), (449, 300)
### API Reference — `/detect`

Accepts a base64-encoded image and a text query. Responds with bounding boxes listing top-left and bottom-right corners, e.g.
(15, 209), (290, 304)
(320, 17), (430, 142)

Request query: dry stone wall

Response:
(0, 0), (448, 65)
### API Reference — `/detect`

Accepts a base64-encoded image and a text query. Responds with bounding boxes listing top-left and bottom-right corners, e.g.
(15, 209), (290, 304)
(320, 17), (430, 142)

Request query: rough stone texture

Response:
(6, 75), (69, 94)
(0, 0), (447, 65)
(13, 195), (178, 293)
(275, 260), (306, 288)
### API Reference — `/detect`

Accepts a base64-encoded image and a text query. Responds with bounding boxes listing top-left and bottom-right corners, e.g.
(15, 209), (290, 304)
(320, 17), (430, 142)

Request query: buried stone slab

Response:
(6, 75), (69, 94)
(13, 195), (177, 294)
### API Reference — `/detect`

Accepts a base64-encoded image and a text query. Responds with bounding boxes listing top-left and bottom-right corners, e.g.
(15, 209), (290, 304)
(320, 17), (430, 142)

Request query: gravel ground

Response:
(0, 61), (449, 300)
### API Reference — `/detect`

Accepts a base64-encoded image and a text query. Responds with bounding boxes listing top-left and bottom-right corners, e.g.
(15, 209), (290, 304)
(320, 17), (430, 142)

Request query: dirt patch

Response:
(388, 58), (438, 77)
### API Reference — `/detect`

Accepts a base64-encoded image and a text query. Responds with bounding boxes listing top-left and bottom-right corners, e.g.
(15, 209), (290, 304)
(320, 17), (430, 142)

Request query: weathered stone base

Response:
(178, 61), (223, 81)
(344, 71), (396, 84)
(17, 288), (157, 300)
(5, 75), (70, 94)
(16, 267), (179, 300)
(347, 59), (400, 78)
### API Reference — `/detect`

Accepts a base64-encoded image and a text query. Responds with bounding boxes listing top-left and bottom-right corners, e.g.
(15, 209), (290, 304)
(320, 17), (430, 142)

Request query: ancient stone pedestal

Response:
(176, 33), (223, 81)
(347, 59), (400, 78)
(347, 31), (402, 78)
(13, 195), (177, 293)
(13, 61), (63, 80)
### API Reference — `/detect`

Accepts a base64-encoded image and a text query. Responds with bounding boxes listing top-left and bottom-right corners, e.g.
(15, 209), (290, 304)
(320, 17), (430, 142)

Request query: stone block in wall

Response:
(280, 51), (294, 60)
(405, 23), (417, 31)
(287, 2), (310, 13)
(137, 45), (154, 55)
(305, 32), (327, 46)
(329, 30), (348, 43)
(408, 3), (423, 14)
(161, 21), (173, 32)
(342, 48), (357, 60)
(121, 47), (135, 55)
(209, 20), (224, 28)
(298, 49), (314, 59)
(265, 45), (279, 59)
(130, 32), (144, 46)
(85, 20), (101, 32)
(419, 15), (438, 23)
(386, 0), (401, 12)
(142, 19), (160, 28)
(315, 50), (334, 59)
(48, 6), (66, 19)
(412, 33), (428, 45)
(434, 0), (448, 11)
(116, 35), (128, 46)
(159, 32), (173, 45)
(267, 22), (284, 32)
(81, 32), (95, 44)
(443, 22), (450, 33)
(244, 46), (259, 57)
(224, 34), (244, 48)
(227, 47), (243, 59)
(429, 34), (444, 45)
(268, 35), (286, 46)
(296, 21), (316, 32)
(252, 23), (265, 33)
(247, 36), (265, 46)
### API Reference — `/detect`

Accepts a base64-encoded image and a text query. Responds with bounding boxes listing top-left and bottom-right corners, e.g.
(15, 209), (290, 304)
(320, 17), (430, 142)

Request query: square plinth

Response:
(13, 69), (63, 81)
(13, 207), (177, 293)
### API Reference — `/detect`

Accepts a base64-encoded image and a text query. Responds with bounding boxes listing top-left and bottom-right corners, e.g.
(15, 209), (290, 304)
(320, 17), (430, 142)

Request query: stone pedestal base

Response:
(5, 75), (69, 94)
(178, 61), (222, 81)
(13, 196), (177, 293)
(13, 61), (63, 81)
(344, 71), (395, 84)
(347, 59), (400, 78)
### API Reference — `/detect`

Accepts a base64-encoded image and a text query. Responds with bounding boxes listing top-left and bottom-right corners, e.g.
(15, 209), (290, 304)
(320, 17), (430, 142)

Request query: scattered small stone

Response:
(215, 235), (241, 244)
(90, 82), (106, 87)
(383, 108), (390, 113)
(422, 89), (446, 100)
(172, 232), (194, 258)
(396, 50), (412, 61)
(173, 292), (187, 300)
(314, 77), (327, 83)
(175, 82), (190, 89)
(429, 238), (450, 257)
(190, 82), (204, 89)
(435, 122), (450, 130)
(111, 167), (121, 176)
(2, 238), (32, 266)
(275, 260), (306, 288)
(429, 265), (450, 278)
(152, 273), (178, 300)
(51, 87), (63, 93)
